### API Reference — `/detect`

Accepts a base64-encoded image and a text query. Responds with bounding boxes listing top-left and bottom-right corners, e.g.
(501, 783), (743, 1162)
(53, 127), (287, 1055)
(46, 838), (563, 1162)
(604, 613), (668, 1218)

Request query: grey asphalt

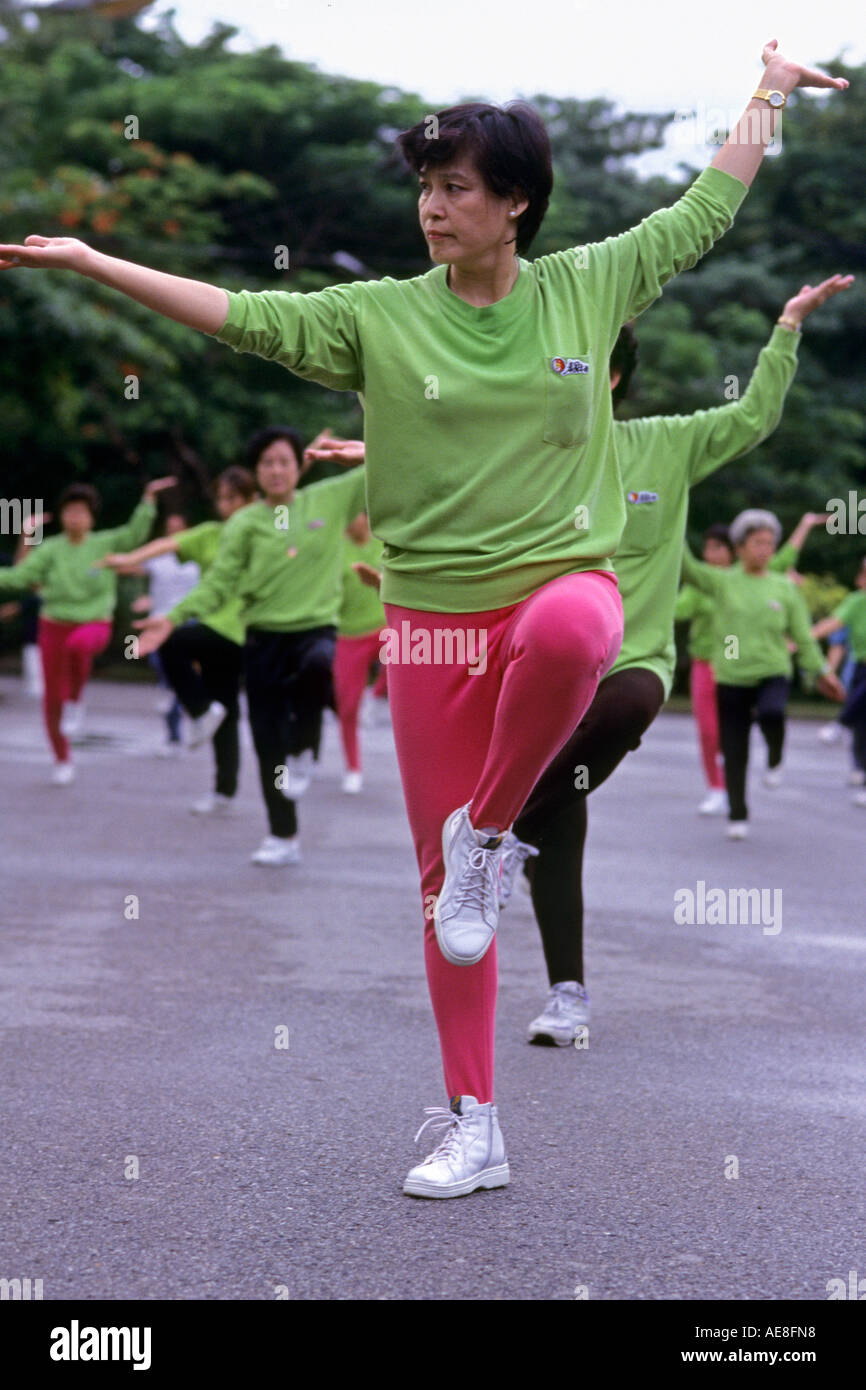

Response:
(0, 673), (863, 1301)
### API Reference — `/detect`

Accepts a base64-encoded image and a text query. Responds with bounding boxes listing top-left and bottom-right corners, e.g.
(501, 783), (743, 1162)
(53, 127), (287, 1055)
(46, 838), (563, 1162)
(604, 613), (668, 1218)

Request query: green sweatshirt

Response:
(339, 535), (386, 637)
(609, 325), (799, 696)
(212, 167), (746, 613)
(169, 470), (367, 634)
(676, 539), (801, 665)
(173, 520), (246, 646)
(680, 546), (827, 686)
(0, 499), (156, 623)
(834, 590), (866, 662)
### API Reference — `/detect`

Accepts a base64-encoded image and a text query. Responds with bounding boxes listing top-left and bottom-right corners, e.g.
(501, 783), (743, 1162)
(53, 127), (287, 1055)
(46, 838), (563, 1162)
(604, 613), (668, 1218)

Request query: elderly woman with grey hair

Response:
(681, 510), (844, 837)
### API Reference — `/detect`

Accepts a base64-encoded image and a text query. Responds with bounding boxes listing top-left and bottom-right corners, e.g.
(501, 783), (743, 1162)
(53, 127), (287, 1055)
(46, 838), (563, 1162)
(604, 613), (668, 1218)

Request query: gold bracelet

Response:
(777, 316), (801, 332)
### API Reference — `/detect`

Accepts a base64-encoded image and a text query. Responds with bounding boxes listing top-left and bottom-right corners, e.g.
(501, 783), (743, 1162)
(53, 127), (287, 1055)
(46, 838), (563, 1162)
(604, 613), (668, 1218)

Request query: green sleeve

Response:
(680, 544), (724, 596)
(674, 584), (700, 621)
(769, 541), (799, 573)
(174, 522), (216, 566)
(684, 326), (799, 485)
(95, 499), (157, 555)
(213, 282), (364, 392)
(340, 466), (367, 523)
(168, 515), (249, 626)
(787, 584), (827, 679)
(580, 167), (747, 339)
(0, 544), (52, 595)
(834, 593), (856, 623)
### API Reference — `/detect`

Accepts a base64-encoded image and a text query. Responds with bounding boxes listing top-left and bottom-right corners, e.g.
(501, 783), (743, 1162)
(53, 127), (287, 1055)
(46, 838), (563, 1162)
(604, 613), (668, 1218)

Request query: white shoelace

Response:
(413, 1106), (469, 1165)
(456, 845), (500, 915)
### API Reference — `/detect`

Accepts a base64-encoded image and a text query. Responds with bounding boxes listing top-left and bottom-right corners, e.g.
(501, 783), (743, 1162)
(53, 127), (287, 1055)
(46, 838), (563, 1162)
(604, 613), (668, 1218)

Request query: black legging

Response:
(513, 667), (665, 986)
(244, 625), (337, 838)
(716, 676), (789, 822)
(840, 661), (866, 772)
(160, 620), (243, 797)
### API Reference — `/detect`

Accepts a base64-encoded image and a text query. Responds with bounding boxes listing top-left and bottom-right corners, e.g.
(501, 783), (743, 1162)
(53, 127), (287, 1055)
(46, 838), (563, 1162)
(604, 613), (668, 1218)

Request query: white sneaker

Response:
(155, 690), (175, 715)
(188, 701), (227, 749)
(280, 749), (316, 799)
(60, 700), (85, 740)
(434, 803), (504, 966)
(762, 768), (783, 789)
(847, 769), (866, 787)
(852, 791), (866, 808)
(698, 788), (728, 816)
(498, 831), (539, 908)
(250, 835), (301, 866)
(527, 981), (590, 1047)
(727, 822), (749, 840)
(341, 770), (363, 794)
(191, 792), (236, 816)
(22, 643), (43, 698)
(51, 761), (75, 786)
(154, 740), (184, 758)
(818, 721), (842, 744)
(403, 1095), (510, 1199)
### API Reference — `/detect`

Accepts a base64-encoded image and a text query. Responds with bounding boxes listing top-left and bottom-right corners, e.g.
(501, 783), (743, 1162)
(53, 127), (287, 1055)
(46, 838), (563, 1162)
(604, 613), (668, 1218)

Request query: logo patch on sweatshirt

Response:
(627, 490), (659, 505)
(767, 599), (783, 611)
(306, 518), (326, 529)
(550, 356), (590, 376)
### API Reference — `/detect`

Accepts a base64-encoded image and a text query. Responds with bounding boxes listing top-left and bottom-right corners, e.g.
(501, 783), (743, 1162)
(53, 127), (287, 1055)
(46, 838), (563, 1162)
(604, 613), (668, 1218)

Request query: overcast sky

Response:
(131, 0), (863, 174)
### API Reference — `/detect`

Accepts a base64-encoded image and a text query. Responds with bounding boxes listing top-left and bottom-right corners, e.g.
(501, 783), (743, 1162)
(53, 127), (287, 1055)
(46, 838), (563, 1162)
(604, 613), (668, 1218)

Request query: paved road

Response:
(0, 674), (863, 1301)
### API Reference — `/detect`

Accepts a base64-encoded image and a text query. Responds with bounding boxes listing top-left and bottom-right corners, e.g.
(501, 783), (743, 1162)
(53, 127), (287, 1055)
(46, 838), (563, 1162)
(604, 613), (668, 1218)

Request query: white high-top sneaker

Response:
(22, 643), (43, 698)
(250, 835), (301, 866)
(188, 701), (227, 749)
(60, 700), (85, 740)
(403, 1095), (510, 1199)
(280, 749), (316, 799)
(528, 981), (590, 1046)
(434, 804), (504, 966)
(698, 788), (727, 816)
(191, 792), (236, 816)
(51, 761), (75, 786)
(341, 770), (363, 794)
(498, 831), (539, 908)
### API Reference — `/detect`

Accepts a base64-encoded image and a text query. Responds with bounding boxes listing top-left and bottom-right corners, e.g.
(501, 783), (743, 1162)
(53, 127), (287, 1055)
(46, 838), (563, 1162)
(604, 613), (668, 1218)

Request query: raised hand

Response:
(143, 476), (178, 502)
(782, 274), (854, 326)
(761, 38), (851, 93)
(305, 438), (365, 467)
(133, 614), (174, 657)
(0, 235), (93, 272)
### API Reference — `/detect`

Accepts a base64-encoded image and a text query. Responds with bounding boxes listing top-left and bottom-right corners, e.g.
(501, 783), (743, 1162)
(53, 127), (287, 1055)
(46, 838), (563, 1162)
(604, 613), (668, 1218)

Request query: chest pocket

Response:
(543, 352), (593, 447)
(616, 488), (664, 556)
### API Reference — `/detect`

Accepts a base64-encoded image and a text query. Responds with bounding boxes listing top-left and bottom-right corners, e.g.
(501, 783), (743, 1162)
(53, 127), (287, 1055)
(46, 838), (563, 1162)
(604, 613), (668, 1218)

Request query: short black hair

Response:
(244, 427), (304, 472)
(703, 522), (734, 556)
(216, 466), (257, 502)
(58, 482), (101, 519)
(397, 101), (553, 255)
(610, 323), (638, 408)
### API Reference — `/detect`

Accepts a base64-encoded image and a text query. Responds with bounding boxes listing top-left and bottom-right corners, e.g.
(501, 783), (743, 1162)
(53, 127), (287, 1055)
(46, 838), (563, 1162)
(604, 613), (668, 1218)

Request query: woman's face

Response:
(703, 537), (733, 567)
(60, 501), (94, 539)
(215, 485), (247, 520)
(737, 527), (777, 571)
(255, 439), (300, 500)
(418, 157), (528, 268)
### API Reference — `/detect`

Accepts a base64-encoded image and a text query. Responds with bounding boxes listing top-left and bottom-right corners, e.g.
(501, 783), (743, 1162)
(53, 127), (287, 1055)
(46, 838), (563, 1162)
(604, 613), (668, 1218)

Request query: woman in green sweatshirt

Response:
(813, 557), (866, 802)
(0, 40), (848, 1197)
(0, 476), (173, 781)
(682, 512), (844, 836)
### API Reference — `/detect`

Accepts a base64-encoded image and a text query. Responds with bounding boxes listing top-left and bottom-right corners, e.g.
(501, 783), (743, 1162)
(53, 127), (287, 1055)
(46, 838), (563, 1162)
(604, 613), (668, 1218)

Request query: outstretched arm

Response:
(99, 534), (181, 570)
(0, 237), (228, 333)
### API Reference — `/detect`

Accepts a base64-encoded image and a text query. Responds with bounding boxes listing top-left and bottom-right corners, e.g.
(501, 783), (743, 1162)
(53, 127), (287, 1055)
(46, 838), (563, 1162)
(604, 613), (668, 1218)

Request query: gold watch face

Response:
(768, 91), (785, 108)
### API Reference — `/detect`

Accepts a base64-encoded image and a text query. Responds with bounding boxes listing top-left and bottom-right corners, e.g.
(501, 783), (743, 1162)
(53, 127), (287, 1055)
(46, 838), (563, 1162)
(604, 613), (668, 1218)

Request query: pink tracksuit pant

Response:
(384, 569), (623, 1103)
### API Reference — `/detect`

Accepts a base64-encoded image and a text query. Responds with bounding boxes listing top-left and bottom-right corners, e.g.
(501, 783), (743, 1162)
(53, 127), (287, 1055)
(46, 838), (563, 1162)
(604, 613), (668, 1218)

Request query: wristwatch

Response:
(753, 88), (787, 108)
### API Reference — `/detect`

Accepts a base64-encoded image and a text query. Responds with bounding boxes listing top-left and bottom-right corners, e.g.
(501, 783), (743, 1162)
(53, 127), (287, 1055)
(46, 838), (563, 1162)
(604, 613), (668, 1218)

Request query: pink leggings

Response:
(38, 616), (112, 762)
(689, 658), (724, 790)
(384, 570), (623, 1103)
(333, 631), (387, 772)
